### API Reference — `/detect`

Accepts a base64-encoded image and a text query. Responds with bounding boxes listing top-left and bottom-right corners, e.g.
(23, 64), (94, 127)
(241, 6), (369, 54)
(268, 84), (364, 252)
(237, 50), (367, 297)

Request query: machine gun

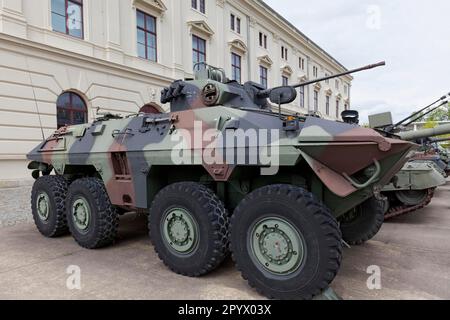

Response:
(369, 93), (450, 133)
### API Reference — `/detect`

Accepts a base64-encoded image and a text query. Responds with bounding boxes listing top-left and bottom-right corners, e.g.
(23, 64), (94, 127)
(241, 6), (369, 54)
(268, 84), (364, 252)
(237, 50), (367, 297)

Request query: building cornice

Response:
(0, 33), (174, 85)
(228, 39), (248, 54)
(240, 0), (352, 81)
(258, 55), (274, 67)
(133, 0), (167, 14)
(187, 20), (215, 38)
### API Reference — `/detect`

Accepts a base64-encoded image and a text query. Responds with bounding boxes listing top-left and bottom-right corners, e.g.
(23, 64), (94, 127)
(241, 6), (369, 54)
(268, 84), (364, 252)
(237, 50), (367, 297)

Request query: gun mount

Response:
(369, 93), (450, 133)
(161, 62), (386, 113)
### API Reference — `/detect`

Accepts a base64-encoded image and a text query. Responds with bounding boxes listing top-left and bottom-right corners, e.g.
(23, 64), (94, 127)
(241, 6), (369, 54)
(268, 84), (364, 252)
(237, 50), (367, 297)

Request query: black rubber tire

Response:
(149, 182), (229, 277)
(340, 197), (384, 245)
(66, 178), (119, 249)
(230, 184), (342, 300)
(31, 175), (69, 237)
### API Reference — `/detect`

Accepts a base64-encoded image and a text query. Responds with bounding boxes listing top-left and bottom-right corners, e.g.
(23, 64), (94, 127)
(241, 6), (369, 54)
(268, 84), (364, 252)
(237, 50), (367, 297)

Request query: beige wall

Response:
(0, 0), (351, 182)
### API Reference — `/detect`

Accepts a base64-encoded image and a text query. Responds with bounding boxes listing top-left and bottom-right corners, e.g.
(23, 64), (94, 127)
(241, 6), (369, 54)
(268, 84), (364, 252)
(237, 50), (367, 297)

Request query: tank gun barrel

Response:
(428, 137), (450, 143)
(403, 100), (449, 127)
(397, 124), (450, 141)
(257, 61), (386, 98)
(292, 61), (386, 89)
(394, 93), (450, 128)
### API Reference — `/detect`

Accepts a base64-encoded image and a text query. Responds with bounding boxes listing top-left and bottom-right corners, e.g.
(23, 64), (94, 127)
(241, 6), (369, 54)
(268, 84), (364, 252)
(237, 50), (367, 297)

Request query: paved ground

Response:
(0, 182), (449, 300)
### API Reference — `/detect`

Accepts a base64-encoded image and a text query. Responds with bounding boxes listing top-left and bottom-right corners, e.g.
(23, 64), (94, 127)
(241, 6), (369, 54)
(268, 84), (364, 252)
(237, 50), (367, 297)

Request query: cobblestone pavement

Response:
(0, 182), (449, 299)
(0, 185), (33, 228)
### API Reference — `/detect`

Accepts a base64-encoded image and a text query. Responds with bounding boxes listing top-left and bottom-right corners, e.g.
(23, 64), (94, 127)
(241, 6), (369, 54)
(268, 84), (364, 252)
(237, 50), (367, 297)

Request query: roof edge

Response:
(255, 0), (349, 73)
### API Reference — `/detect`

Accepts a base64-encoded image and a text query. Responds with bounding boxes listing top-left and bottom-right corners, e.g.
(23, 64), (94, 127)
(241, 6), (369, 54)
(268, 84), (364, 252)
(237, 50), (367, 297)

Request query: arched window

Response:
(139, 103), (163, 114)
(56, 92), (87, 128)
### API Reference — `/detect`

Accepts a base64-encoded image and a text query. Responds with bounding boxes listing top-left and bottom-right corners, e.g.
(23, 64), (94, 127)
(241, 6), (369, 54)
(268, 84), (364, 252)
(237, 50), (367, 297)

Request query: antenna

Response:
(25, 57), (45, 141)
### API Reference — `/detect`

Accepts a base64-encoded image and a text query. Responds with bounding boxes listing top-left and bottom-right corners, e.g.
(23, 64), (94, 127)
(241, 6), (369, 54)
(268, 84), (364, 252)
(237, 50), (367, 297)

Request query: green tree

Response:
(425, 102), (450, 122)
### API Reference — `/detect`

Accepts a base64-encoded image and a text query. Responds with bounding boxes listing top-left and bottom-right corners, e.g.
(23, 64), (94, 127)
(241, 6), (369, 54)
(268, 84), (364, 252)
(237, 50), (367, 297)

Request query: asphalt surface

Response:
(0, 182), (449, 300)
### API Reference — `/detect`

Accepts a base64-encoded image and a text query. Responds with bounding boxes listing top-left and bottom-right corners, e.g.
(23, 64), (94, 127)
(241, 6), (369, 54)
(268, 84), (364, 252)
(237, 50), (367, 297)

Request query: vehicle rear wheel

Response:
(149, 182), (229, 277)
(339, 197), (384, 245)
(66, 178), (119, 249)
(230, 184), (342, 300)
(395, 189), (429, 206)
(31, 175), (69, 237)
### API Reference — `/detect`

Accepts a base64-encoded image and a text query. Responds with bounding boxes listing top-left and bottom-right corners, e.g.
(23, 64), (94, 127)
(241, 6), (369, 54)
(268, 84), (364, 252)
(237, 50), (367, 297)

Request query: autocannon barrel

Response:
(257, 61), (386, 99)
(429, 136), (450, 143)
(397, 124), (450, 141)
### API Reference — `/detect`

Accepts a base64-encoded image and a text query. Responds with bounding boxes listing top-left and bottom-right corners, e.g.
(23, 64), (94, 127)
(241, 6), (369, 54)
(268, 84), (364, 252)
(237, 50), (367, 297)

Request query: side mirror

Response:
(269, 86), (297, 105)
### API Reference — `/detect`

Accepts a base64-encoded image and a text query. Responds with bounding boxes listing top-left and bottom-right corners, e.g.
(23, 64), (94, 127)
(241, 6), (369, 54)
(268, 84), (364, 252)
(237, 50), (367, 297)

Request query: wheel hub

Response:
(396, 190), (428, 206)
(251, 218), (305, 275)
(72, 197), (91, 232)
(36, 192), (50, 221)
(163, 208), (198, 254)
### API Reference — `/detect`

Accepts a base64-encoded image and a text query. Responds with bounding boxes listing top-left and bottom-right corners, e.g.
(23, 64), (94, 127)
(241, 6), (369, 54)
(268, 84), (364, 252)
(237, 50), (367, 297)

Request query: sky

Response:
(264, 0), (450, 124)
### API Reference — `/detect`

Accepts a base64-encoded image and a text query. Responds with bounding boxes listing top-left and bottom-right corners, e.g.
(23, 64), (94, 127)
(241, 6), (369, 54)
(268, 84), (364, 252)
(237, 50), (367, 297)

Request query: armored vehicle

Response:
(368, 95), (450, 219)
(27, 62), (415, 299)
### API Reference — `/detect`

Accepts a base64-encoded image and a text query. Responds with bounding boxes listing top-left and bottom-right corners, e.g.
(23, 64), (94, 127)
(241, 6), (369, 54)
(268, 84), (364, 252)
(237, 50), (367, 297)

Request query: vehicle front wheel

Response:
(230, 184), (342, 300)
(149, 182), (229, 277)
(31, 175), (69, 237)
(66, 178), (119, 249)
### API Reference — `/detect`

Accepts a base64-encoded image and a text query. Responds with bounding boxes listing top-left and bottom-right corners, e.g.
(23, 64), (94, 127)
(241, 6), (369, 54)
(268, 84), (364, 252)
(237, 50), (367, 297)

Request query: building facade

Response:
(0, 0), (352, 183)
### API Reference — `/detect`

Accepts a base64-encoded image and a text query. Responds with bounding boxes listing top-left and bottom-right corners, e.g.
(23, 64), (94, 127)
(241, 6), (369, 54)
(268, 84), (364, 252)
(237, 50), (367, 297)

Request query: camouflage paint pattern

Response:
(27, 64), (415, 218)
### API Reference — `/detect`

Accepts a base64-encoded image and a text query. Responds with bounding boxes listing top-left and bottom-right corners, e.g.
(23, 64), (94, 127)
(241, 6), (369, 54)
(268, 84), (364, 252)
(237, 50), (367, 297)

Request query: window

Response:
(259, 32), (268, 49)
(313, 66), (318, 78)
(56, 92), (87, 129)
(314, 90), (319, 112)
(326, 96), (330, 115)
(230, 15), (241, 34)
(140, 103), (163, 114)
(192, 35), (206, 67)
(299, 57), (305, 70)
(137, 10), (157, 62)
(231, 53), (242, 83)
(336, 100), (340, 118)
(200, 0), (205, 14)
(260, 66), (268, 89)
(299, 86), (305, 108)
(281, 46), (288, 60)
(192, 0), (206, 14)
(282, 76), (289, 86)
(51, 0), (83, 38)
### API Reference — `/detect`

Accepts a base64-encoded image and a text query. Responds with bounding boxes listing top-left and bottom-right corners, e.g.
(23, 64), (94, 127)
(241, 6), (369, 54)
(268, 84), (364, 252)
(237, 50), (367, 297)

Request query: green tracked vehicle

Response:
(368, 94), (450, 219)
(27, 62), (415, 300)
